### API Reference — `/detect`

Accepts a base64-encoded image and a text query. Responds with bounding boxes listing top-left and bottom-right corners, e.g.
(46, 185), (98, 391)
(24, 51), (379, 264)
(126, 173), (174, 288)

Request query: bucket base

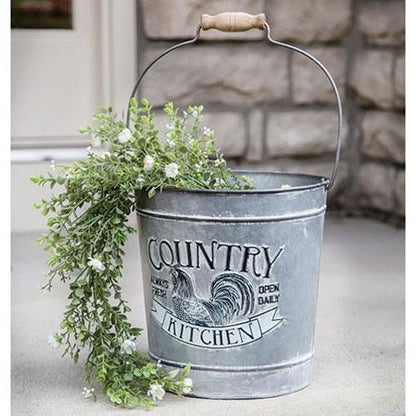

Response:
(150, 353), (314, 399)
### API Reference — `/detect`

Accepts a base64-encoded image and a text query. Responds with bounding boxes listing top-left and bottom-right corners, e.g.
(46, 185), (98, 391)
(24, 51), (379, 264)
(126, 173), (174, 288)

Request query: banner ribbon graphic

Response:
(151, 299), (283, 349)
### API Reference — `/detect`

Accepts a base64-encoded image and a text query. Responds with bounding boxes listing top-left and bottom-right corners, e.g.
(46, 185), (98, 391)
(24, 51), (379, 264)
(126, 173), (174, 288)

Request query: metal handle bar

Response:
(126, 17), (342, 190)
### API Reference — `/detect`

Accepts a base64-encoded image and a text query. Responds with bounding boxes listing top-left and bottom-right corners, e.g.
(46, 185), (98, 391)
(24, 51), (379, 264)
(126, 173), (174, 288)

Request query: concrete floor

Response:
(11, 216), (405, 416)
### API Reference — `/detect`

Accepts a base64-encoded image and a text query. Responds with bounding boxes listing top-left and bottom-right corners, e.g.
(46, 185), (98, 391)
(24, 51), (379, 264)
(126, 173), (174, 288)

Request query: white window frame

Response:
(11, 0), (137, 163)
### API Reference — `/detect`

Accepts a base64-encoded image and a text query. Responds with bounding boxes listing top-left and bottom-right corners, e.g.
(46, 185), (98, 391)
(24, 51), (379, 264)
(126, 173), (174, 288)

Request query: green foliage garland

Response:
(32, 99), (253, 408)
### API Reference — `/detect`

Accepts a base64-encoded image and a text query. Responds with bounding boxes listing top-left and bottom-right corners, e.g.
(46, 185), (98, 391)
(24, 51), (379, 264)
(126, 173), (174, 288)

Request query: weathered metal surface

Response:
(136, 171), (328, 398)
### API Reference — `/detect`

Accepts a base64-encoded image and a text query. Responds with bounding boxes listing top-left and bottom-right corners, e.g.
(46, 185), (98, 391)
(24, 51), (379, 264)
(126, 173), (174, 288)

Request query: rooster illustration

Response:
(170, 266), (255, 327)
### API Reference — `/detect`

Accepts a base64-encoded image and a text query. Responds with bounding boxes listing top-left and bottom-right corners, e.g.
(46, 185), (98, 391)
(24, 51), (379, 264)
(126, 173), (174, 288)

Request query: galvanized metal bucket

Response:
(131, 12), (343, 399)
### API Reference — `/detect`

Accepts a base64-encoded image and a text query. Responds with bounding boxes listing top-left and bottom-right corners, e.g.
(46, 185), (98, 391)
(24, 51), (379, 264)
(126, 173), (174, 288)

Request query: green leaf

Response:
(182, 363), (191, 378)
(123, 373), (134, 381)
(167, 369), (179, 378)
(109, 394), (122, 405)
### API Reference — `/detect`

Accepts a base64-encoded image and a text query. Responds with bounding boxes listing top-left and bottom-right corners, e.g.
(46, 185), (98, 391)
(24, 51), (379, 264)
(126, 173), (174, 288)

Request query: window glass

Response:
(11, 0), (72, 29)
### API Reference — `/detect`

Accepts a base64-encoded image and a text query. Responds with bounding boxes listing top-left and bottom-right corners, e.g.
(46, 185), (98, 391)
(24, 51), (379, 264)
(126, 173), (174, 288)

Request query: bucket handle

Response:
(126, 12), (343, 190)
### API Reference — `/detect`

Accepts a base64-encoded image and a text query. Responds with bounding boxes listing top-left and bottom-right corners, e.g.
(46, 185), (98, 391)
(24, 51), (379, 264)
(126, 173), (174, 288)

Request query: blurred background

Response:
(11, 0), (405, 232)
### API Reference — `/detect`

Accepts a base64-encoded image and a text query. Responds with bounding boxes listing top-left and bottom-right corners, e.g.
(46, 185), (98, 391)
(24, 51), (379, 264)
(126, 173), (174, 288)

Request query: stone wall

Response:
(137, 0), (405, 224)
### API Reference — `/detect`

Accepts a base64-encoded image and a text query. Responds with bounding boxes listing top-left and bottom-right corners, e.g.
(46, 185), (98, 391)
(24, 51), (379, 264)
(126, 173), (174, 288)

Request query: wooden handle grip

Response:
(201, 12), (266, 32)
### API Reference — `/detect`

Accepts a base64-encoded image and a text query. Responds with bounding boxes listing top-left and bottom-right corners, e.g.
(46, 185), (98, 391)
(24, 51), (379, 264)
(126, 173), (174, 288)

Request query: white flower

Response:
(49, 160), (56, 171)
(147, 383), (166, 402)
(214, 159), (221, 167)
(82, 387), (95, 399)
(194, 163), (201, 170)
(87, 257), (105, 272)
(86, 146), (95, 157)
(165, 163), (179, 178)
(143, 155), (155, 171)
(202, 126), (213, 136)
(118, 128), (132, 143)
(182, 377), (193, 394)
(120, 336), (138, 354)
(136, 175), (144, 184)
(156, 360), (163, 369)
(91, 136), (101, 148)
(101, 151), (111, 159)
(47, 334), (60, 349)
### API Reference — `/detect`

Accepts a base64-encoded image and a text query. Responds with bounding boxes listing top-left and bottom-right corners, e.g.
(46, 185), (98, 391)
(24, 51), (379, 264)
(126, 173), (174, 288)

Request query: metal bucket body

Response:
(136, 171), (328, 399)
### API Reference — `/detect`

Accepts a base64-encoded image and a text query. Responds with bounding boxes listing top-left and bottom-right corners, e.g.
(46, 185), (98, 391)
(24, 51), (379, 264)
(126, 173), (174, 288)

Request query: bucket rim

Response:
(139, 170), (329, 195)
